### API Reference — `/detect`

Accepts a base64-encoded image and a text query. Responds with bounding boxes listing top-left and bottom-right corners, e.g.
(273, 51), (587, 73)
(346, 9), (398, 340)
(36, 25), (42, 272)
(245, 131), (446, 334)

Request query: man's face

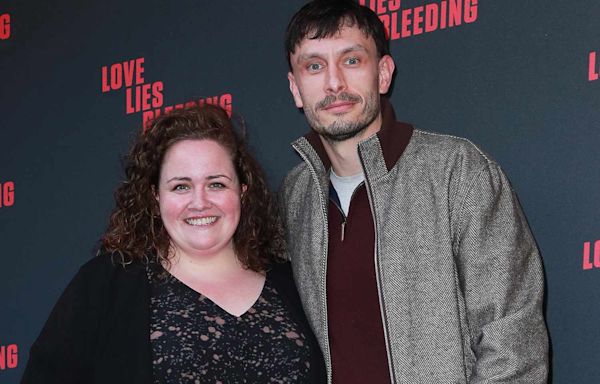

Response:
(287, 25), (394, 142)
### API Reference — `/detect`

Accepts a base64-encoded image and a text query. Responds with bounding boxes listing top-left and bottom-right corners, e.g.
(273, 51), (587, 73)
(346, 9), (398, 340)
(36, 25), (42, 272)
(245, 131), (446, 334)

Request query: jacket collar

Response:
(295, 98), (414, 174)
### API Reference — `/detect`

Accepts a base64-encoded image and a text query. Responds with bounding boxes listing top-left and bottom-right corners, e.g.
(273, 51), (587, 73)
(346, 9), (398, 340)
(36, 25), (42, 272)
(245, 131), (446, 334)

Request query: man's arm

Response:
(454, 162), (549, 383)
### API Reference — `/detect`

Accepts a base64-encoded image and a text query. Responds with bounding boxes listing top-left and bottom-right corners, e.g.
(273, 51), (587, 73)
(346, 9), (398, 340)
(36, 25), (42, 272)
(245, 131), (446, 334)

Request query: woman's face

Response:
(156, 139), (245, 260)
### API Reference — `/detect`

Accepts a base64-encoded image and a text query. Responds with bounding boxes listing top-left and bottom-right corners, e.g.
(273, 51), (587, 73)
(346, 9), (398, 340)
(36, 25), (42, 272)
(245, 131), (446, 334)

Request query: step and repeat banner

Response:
(1, 1), (598, 382)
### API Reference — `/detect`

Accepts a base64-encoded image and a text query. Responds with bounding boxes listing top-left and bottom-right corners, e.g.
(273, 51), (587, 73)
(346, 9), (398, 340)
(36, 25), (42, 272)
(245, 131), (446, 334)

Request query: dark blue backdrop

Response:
(1, 1), (599, 382)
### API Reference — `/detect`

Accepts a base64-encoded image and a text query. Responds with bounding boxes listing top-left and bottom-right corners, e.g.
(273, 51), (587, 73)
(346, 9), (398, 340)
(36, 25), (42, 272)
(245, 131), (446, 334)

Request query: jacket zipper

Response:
(330, 199), (346, 242)
(293, 143), (333, 384)
(331, 181), (365, 242)
(358, 149), (397, 384)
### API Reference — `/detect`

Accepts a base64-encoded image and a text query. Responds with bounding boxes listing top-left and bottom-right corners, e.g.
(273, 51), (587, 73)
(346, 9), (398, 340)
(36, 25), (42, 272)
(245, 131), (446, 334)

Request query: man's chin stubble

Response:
(314, 112), (378, 144)
(317, 123), (367, 143)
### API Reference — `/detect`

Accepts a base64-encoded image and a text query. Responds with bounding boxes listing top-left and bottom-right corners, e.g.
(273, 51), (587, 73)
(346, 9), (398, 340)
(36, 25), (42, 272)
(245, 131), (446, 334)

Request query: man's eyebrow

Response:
(295, 44), (369, 64)
(338, 44), (368, 55)
(296, 52), (323, 64)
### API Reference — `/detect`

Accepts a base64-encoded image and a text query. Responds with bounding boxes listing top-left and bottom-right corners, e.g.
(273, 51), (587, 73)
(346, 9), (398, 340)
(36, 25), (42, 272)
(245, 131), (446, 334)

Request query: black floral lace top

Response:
(147, 263), (315, 383)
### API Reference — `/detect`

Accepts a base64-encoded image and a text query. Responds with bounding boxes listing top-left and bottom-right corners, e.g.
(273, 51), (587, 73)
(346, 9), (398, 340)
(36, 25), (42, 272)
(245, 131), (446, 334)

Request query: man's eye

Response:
(307, 63), (323, 72)
(346, 57), (359, 65)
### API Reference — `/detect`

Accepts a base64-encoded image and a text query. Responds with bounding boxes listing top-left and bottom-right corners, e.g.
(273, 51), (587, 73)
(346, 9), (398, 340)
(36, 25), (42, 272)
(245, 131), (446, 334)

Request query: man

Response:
(279, 1), (549, 383)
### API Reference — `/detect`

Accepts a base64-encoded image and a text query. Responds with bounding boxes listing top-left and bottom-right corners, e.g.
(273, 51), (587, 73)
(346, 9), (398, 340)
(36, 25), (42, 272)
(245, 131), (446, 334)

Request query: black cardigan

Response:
(21, 254), (326, 383)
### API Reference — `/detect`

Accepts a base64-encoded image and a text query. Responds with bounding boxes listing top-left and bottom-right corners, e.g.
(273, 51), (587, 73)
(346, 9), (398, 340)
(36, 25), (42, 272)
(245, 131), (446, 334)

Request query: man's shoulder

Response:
(407, 128), (498, 168)
(280, 160), (313, 193)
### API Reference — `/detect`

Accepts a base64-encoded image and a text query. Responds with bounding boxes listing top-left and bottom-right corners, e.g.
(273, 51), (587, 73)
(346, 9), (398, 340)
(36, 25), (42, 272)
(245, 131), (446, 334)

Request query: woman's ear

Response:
(152, 185), (159, 202)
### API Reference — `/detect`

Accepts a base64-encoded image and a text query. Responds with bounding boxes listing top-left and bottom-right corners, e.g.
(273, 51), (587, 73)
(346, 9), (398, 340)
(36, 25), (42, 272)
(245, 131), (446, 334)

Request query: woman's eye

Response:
(209, 182), (225, 189)
(173, 184), (190, 191)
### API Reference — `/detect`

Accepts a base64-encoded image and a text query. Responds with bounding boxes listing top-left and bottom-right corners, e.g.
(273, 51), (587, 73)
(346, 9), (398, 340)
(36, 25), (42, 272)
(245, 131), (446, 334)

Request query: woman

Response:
(22, 105), (326, 383)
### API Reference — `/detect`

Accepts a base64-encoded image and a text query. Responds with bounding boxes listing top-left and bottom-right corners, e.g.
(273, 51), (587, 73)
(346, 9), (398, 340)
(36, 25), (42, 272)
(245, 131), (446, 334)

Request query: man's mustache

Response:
(316, 93), (362, 109)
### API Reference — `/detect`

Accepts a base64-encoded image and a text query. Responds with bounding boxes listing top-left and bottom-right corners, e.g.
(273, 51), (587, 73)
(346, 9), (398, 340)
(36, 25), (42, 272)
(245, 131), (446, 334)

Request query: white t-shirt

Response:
(329, 169), (365, 216)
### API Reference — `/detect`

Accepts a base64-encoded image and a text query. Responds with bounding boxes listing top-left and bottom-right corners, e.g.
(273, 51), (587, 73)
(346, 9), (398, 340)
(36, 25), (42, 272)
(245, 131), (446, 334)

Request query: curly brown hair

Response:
(101, 105), (285, 272)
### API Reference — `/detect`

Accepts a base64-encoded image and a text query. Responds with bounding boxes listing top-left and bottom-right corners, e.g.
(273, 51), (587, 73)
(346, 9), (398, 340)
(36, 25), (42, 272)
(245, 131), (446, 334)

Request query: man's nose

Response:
(325, 64), (346, 94)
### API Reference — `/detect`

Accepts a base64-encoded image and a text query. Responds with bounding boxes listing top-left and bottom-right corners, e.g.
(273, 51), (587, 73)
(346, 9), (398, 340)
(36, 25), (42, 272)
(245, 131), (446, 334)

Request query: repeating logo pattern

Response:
(583, 240), (600, 270)
(0, 13), (9, 40)
(589, 50), (598, 81)
(0, 342), (18, 371)
(359, 0), (478, 40)
(101, 57), (165, 121)
(142, 93), (233, 130)
(0, 181), (15, 209)
(101, 57), (233, 129)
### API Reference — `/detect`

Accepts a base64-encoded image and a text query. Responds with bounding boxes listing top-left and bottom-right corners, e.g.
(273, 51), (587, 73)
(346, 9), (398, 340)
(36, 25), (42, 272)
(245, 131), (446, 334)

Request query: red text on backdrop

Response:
(589, 51), (599, 81)
(359, 0), (478, 40)
(0, 342), (18, 370)
(0, 181), (15, 208)
(142, 93), (233, 130)
(100, 57), (165, 117)
(583, 240), (600, 270)
(0, 13), (10, 40)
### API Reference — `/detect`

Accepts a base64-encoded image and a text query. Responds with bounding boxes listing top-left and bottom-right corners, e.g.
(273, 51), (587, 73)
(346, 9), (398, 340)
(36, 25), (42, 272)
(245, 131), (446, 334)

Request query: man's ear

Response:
(288, 72), (304, 108)
(378, 55), (395, 94)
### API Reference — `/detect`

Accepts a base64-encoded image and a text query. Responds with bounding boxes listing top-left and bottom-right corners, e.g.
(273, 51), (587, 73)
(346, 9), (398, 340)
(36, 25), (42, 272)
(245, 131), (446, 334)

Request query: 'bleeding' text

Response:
(359, 0), (478, 40)
(0, 181), (15, 208)
(143, 93), (233, 130)
(0, 13), (10, 40)
(0, 342), (18, 370)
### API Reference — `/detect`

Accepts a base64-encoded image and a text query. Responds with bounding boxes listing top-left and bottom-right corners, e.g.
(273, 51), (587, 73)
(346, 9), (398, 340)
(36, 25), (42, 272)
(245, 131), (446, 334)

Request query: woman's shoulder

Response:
(266, 260), (294, 280)
(52, 252), (150, 323)
(266, 260), (302, 300)
(75, 252), (148, 282)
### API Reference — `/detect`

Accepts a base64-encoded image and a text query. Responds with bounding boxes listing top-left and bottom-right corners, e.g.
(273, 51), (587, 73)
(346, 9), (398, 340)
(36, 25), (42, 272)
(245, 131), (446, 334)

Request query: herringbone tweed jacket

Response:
(279, 102), (549, 383)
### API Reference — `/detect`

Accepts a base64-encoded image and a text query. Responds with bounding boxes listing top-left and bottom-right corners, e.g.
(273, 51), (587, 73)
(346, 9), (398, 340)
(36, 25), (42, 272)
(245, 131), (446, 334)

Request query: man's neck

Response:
(319, 114), (383, 176)
(320, 136), (362, 176)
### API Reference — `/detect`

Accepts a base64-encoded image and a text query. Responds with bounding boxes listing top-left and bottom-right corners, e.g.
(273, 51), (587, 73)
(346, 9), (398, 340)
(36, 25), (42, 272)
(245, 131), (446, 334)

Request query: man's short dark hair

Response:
(285, 0), (390, 70)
